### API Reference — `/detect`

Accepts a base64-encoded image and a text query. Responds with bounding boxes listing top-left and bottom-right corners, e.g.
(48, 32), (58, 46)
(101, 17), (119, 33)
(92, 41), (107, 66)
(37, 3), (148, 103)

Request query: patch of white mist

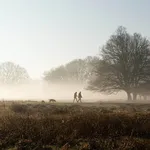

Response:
(0, 80), (127, 102)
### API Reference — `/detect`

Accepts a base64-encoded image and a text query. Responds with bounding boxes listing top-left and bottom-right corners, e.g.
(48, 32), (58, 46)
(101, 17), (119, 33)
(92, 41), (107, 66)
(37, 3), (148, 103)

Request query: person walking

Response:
(73, 92), (77, 103)
(78, 91), (82, 103)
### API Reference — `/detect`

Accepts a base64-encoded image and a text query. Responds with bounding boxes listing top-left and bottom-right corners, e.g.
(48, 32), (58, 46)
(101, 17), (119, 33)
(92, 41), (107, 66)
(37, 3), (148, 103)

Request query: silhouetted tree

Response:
(87, 26), (150, 101)
(0, 62), (30, 84)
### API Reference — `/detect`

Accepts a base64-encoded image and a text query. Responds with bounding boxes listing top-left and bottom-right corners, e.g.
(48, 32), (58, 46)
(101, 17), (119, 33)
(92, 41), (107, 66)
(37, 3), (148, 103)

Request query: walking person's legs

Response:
(78, 98), (81, 103)
(80, 98), (82, 103)
(75, 98), (78, 102)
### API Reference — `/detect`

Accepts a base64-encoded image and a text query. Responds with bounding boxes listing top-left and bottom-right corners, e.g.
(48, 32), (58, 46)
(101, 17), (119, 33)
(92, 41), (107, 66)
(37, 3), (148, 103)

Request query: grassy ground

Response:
(0, 100), (150, 150)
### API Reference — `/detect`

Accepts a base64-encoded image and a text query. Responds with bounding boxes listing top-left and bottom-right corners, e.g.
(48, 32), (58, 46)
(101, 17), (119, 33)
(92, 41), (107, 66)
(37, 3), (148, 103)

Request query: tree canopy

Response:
(0, 62), (30, 85)
(43, 56), (100, 84)
(87, 26), (150, 100)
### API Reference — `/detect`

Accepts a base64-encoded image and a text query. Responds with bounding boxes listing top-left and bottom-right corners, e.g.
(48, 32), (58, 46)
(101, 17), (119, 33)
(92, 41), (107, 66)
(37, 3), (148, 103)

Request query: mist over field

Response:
(0, 80), (126, 101)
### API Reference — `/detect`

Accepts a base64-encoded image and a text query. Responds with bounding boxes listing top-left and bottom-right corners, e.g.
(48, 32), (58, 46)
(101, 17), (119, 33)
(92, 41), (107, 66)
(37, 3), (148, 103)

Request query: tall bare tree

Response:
(87, 26), (150, 101)
(0, 62), (30, 85)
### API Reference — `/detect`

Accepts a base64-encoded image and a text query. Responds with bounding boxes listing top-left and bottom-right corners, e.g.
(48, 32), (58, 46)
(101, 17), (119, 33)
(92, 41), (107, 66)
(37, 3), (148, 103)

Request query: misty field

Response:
(0, 101), (150, 150)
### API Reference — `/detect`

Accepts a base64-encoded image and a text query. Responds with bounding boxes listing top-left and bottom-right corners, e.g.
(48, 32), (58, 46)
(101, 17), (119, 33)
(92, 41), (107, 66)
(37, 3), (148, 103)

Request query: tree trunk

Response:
(126, 91), (132, 101)
(133, 93), (137, 101)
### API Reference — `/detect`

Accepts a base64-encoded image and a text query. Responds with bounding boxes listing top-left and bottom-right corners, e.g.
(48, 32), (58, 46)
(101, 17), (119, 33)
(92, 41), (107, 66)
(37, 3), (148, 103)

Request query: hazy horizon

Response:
(0, 81), (127, 101)
(0, 0), (150, 79)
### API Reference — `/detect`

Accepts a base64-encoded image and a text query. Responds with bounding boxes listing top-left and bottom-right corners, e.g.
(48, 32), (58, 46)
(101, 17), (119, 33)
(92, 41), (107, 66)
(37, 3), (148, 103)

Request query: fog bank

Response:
(0, 80), (127, 102)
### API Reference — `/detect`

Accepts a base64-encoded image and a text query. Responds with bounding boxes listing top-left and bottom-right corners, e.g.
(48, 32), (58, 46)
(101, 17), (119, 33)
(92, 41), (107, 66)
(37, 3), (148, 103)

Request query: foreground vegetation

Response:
(0, 101), (150, 149)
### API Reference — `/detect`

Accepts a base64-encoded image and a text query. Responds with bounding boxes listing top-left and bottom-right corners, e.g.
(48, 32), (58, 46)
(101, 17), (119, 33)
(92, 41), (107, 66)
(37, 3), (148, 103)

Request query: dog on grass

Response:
(49, 99), (56, 103)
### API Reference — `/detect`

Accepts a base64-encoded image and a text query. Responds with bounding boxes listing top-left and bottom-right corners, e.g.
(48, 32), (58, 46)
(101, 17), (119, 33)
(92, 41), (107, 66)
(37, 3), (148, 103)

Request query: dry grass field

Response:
(0, 100), (150, 150)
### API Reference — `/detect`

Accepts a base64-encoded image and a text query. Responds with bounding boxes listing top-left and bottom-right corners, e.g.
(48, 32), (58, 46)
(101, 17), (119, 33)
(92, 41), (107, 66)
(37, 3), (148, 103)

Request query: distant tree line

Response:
(43, 56), (100, 84)
(43, 26), (150, 101)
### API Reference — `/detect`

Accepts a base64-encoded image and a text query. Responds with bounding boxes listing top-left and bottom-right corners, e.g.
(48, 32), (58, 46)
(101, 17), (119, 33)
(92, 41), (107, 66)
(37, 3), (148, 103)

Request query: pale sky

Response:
(0, 0), (150, 79)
